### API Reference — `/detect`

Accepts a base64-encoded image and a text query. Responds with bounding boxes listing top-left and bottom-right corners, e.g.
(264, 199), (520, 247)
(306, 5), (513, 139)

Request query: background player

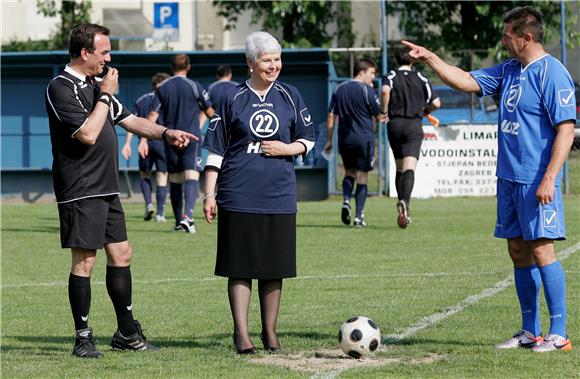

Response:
(324, 58), (386, 227)
(122, 72), (170, 222)
(381, 47), (441, 228)
(403, 6), (575, 352)
(149, 54), (215, 233)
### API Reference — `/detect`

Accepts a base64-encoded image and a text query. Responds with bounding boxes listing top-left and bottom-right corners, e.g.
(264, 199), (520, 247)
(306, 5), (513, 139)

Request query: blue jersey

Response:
(203, 81), (315, 214)
(133, 92), (164, 125)
(208, 80), (239, 111)
(153, 76), (212, 137)
(328, 80), (381, 146)
(471, 55), (576, 184)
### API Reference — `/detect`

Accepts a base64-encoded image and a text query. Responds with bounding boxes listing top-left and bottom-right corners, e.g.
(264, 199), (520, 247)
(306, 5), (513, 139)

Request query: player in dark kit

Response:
(381, 47), (441, 228)
(122, 72), (171, 222)
(207, 64), (239, 111)
(150, 54), (215, 233)
(45, 23), (195, 358)
(324, 58), (387, 227)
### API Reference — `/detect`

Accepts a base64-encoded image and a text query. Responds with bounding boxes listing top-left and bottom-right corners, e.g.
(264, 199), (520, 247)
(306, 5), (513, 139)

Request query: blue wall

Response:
(1, 50), (334, 173)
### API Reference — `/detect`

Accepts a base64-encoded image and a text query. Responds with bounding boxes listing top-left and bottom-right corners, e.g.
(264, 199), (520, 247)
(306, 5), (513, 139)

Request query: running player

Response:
(324, 58), (386, 227)
(403, 6), (575, 352)
(381, 47), (441, 228)
(122, 72), (170, 222)
(149, 54), (215, 233)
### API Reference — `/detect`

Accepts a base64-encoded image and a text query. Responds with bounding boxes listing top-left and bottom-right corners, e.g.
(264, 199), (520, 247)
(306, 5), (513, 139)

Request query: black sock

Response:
(354, 184), (368, 219)
(68, 273), (91, 331)
(170, 182), (183, 224)
(402, 170), (415, 206)
(342, 176), (355, 203)
(395, 171), (403, 201)
(106, 265), (137, 336)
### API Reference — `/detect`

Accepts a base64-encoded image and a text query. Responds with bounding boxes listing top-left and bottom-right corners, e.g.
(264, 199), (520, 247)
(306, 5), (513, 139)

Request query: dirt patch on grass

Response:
(250, 348), (445, 373)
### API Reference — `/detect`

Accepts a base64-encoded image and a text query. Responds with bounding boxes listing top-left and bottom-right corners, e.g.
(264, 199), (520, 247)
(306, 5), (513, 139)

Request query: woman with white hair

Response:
(202, 31), (315, 354)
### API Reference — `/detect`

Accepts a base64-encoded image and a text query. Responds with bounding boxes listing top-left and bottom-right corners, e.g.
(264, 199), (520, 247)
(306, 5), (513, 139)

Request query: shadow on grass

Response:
(1, 227), (60, 234)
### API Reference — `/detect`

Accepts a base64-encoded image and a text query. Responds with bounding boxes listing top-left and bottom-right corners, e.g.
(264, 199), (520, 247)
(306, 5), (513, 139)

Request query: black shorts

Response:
(215, 209), (296, 279)
(387, 117), (424, 159)
(138, 140), (167, 172)
(165, 140), (200, 173)
(339, 141), (375, 172)
(57, 195), (127, 249)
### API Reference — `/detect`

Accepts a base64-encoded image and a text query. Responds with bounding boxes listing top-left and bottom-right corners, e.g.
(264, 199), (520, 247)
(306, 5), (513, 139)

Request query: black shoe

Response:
(233, 334), (257, 355)
(72, 328), (103, 358)
(111, 320), (159, 351)
(341, 202), (351, 225)
(260, 332), (282, 353)
(144, 204), (154, 221)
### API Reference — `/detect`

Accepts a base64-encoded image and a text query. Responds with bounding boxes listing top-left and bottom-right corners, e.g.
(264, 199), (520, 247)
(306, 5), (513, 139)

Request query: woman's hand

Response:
(260, 140), (289, 157)
(204, 197), (217, 224)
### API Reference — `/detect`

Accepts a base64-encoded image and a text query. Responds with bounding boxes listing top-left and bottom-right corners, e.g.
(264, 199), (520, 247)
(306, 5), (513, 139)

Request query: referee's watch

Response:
(97, 92), (113, 107)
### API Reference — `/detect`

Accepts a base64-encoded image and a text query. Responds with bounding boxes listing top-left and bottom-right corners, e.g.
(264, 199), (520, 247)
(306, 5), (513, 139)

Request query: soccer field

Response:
(1, 195), (579, 378)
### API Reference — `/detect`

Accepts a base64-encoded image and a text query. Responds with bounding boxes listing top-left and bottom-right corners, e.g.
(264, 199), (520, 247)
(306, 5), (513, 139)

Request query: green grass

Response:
(2, 194), (579, 378)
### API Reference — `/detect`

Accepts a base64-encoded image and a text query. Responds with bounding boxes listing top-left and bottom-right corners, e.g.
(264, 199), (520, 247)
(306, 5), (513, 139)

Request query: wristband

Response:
(97, 92), (113, 106)
(161, 128), (168, 141)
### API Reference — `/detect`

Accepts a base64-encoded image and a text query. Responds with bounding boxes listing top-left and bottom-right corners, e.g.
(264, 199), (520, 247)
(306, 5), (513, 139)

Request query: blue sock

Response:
(140, 178), (152, 207)
(514, 265), (541, 336)
(184, 180), (198, 219)
(156, 185), (168, 216)
(170, 182), (183, 224)
(538, 261), (567, 337)
(343, 176), (354, 203)
(354, 184), (367, 219)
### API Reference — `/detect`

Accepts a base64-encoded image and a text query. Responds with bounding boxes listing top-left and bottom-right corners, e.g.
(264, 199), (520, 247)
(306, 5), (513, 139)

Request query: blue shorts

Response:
(138, 140), (167, 173)
(339, 141), (375, 172)
(165, 140), (200, 173)
(495, 178), (566, 241)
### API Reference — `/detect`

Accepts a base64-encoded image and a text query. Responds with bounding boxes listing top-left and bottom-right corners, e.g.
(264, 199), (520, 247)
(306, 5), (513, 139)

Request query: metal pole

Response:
(561, 0), (569, 194)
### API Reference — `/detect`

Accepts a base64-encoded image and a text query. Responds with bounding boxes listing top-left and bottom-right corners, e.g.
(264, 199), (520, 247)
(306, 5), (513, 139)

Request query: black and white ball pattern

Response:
(338, 316), (381, 358)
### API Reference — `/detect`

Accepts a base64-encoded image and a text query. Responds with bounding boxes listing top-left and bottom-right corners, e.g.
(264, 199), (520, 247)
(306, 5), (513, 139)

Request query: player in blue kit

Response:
(202, 31), (315, 354)
(149, 54), (215, 233)
(208, 64), (239, 110)
(403, 6), (575, 352)
(324, 58), (387, 227)
(122, 72), (170, 222)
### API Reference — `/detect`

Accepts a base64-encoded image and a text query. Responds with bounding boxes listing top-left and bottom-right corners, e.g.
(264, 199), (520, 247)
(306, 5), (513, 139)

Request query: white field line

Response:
(1, 271), (493, 289)
(311, 241), (580, 379)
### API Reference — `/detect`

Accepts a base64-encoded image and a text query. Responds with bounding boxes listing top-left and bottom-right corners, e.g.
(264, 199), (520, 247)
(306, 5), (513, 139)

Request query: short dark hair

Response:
(69, 23), (110, 58)
(354, 58), (377, 76)
(152, 72), (170, 88)
(395, 46), (412, 66)
(503, 6), (544, 43)
(216, 64), (232, 78)
(171, 54), (190, 72)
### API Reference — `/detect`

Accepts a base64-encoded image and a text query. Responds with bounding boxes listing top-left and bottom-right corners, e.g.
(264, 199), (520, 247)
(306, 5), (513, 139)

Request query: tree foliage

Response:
(2, 0), (92, 52)
(388, 1), (579, 69)
(212, 0), (339, 48)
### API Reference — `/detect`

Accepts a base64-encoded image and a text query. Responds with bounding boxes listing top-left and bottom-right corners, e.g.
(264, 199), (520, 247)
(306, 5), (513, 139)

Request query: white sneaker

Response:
(531, 333), (573, 352)
(155, 215), (166, 222)
(396, 200), (408, 229)
(179, 216), (196, 234)
(353, 217), (367, 228)
(495, 330), (543, 349)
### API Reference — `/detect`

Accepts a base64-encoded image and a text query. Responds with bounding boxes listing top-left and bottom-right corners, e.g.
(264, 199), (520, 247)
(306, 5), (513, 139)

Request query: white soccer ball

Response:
(338, 316), (381, 358)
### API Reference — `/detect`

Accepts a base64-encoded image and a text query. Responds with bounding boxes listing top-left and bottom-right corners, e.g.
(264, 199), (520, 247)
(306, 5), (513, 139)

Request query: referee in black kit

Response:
(45, 23), (195, 358)
(381, 46), (441, 228)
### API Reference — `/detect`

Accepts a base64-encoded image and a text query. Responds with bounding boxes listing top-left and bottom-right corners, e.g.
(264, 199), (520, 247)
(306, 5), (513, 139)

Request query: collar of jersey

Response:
(65, 65), (88, 82)
(520, 53), (550, 73)
(245, 80), (275, 102)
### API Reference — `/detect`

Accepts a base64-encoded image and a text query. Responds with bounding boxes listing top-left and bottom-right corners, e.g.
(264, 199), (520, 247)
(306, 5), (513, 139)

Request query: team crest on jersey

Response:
(249, 109), (280, 138)
(504, 84), (522, 112)
(300, 108), (313, 126)
(557, 89), (574, 108)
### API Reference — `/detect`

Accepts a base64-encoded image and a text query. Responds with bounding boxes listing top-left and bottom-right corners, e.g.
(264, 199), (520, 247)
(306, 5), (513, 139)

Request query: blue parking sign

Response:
(154, 2), (179, 41)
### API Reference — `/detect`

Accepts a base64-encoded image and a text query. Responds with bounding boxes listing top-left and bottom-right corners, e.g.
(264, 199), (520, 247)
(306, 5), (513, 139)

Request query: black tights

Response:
(228, 278), (282, 350)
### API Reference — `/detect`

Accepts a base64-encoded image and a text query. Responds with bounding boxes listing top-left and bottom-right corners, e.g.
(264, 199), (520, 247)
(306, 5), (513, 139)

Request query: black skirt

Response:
(215, 209), (296, 279)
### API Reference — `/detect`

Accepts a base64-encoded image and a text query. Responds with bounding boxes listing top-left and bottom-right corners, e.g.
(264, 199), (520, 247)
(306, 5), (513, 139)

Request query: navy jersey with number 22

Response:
(203, 81), (315, 214)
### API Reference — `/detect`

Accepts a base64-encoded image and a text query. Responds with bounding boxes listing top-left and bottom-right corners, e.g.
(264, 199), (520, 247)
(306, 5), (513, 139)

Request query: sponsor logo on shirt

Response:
(557, 89), (575, 108)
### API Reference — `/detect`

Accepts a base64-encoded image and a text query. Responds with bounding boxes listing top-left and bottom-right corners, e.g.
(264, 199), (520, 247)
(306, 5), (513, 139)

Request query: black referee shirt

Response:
(45, 65), (133, 203)
(383, 69), (437, 119)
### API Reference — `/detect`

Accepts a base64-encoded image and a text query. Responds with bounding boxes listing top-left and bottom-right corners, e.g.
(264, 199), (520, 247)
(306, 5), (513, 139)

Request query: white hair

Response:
(245, 31), (281, 63)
